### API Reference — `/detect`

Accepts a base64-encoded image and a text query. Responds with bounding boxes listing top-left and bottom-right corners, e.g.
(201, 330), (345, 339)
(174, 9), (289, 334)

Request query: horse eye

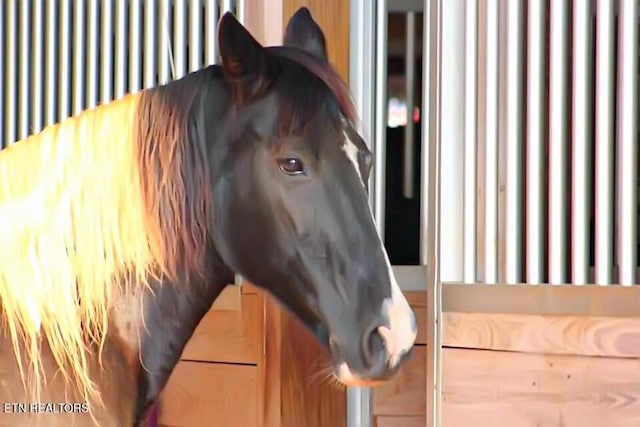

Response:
(277, 157), (306, 176)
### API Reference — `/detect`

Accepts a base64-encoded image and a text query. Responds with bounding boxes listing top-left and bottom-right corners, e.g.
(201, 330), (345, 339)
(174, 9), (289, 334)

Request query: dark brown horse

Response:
(0, 9), (417, 426)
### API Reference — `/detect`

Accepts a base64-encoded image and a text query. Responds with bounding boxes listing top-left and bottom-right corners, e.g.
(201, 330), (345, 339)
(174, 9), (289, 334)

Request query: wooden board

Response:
(373, 345), (427, 416)
(406, 291), (427, 345)
(442, 347), (640, 427)
(375, 416), (426, 427)
(180, 293), (262, 364)
(444, 312), (640, 358)
(158, 361), (259, 427)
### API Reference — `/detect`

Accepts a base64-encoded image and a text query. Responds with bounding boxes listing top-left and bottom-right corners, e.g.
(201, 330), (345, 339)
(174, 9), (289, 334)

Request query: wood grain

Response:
(180, 293), (262, 364)
(158, 361), (259, 427)
(373, 345), (427, 416)
(283, 0), (350, 82)
(444, 312), (640, 358)
(442, 348), (640, 427)
(375, 416), (427, 427)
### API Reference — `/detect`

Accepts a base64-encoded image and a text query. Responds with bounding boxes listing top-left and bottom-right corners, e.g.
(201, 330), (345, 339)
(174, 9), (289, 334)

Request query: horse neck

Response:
(108, 247), (234, 423)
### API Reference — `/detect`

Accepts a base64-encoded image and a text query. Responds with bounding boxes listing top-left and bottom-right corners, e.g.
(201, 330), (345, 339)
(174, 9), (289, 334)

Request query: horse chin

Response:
(333, 362), (386, 388)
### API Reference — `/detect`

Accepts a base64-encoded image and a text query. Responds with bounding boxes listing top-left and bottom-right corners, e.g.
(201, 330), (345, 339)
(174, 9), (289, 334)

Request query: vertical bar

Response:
(373, 0), (388, 238)
(425, 1), (443, 425)
(58, 0), (71, 121)
(526, 0), (546, 284)
(87, 0), (99, 108)
(115, 0), (128, 99)
(31, 1), (44, 134)
(548, 0), (569, 285)
(18, 0), (31, 140)
(205, 0), (218, 65)
(463, 0), (477, 282)
(4, 1), (17, 145)
(237, 0), (245, 23)
(189, 0), (202, 73)
(420, 0), (433, 267)
(348, 3), (374, 422)
(173, 0), (187, 78)
(403, 12), (416, 200)
(44, 0), (57, 126)
(478, 0), (499, 283)
(73, 0), (86, 115)
(129, 0), (142, 93)
(616, 0), (638, 285)
(101, 0), (114, 102)
(571, 0), (594, 284)
(594, 0), (615, 285)
(158, 0), (171, 84)
(499, 0), (524, 284)
(222, 0), (233, 14)
(144, 0), (157, 88)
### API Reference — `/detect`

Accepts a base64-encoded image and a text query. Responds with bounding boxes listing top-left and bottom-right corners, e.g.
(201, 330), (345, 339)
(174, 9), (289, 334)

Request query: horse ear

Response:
(283, 7), (328, 62)
(218, 12), (268, 81)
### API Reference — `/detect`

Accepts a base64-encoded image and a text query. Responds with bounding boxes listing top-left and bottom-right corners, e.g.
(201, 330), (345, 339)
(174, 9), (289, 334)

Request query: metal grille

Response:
(0, 0), (244, 149)
(453, 0), (640, 286)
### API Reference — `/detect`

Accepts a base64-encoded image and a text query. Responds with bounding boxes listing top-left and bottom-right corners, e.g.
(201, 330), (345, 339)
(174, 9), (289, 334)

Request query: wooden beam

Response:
(443, 283), (640, 317)
(444, 312), (640, 358)
(442, 347), (640, 427)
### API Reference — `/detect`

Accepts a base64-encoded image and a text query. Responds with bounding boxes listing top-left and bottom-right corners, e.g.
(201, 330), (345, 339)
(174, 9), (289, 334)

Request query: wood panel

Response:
(442, 348), (640, 427)
(375, 416), (426, 427)
(444, 312), (640, 358)
(406, 291), (427, 345)
(158, 361), (259, 427)
(373, 345), (426, 416)
(283, 0), (350, 82)
(180, 293), (262, 364)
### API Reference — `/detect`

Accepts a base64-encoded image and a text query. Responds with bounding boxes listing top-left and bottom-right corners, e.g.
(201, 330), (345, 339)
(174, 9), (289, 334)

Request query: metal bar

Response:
(18, 0), (31, 140)
(222, 0), (233, 14)
(425, 1), (443, 425)
(87, 0), (99, 108)
(616, 0), (638, 286)
(419, 0), (431, 266)
(72, 0), (86, 115)
(44, 0), (57, 126)
(158, 0), (171, 84)
(144, 0), (157, 88)
(499, 0), (524, 283)
(115, 0), (128, 99)
(237, 0), (245, 23)
(478, 0), (499, 283)
(373, 0), (388, 238)
(594, 0), (615, 285)
(525, 0), (546, 284)
(101, 0), (114, 102)
(2, 1), (15, 146)
(403, 12), (416, 200)
(31, 0), (44, 134)
(58, 0), (71, 121)
(173, 0), (187, 78)
(189, 0), (202, 72)
(571, 0), (594, 284)
(129, 0), (142, 93)
(463, 0), (477, 282)
(205, 0), (218, 65)
(548, 0), (569, 284)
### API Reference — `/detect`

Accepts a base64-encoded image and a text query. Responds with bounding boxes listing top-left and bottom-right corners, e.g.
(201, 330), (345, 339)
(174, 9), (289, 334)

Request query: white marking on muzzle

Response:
(376, 245), (417, 367)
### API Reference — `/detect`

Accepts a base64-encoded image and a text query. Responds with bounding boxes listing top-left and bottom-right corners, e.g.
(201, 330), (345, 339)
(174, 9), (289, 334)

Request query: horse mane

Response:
(0, 69), (210, 406)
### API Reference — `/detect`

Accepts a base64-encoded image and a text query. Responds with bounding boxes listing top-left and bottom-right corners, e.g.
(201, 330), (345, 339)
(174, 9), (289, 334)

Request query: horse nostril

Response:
(362, 324), (386, 370)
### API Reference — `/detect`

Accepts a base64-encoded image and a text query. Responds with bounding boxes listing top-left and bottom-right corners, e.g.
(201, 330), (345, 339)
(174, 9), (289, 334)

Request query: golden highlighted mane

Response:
(0, 80), (210, 408)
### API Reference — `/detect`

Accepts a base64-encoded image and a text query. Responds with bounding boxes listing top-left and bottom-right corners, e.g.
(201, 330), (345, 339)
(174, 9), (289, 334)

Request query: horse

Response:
(0, 8), (417, 426)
